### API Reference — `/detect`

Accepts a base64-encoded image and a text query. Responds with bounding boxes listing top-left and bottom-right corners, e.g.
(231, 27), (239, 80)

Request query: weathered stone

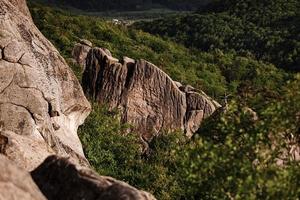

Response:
(79, 38), (92, 47)
(123, 56), (135, 65)
(19, 52), (38, 67)
(185, 110), (204, 137)
(174, 81), (182, 88)
(0, 0), (91, 170)
(102, 47), (112, 57)
(72, 42), (92, 69)
(3, 40), (25, 63)
(72, 40), (114, 72)
(31, 155), (156, 200)
(0, 154), (46, 200)
(0, 1), (155, 199)
(82, 47), (220, 140)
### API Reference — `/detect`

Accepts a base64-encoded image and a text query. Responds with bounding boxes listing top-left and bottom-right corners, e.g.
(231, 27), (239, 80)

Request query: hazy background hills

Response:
(36, 0), (211, 11)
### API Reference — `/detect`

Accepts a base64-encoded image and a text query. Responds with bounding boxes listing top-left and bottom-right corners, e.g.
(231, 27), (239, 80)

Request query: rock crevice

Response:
(81, 46), (220, 139)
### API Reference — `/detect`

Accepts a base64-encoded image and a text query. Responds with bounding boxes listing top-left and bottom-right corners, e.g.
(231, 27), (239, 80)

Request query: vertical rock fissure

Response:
(81, 46), (220, 140)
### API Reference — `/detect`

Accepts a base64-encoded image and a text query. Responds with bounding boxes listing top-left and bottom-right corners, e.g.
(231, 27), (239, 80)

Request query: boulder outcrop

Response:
(31, 155), (155, 200)
(72, 39), (93, 70)
(0, 154), (46, 200)
(0, 1), (156, 199)
(0, 0), (92, 170)
(82, 47), (220, 139)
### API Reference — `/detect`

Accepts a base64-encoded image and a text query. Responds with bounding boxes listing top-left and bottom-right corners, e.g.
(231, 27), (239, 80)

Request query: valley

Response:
(0, 0), (299, 200)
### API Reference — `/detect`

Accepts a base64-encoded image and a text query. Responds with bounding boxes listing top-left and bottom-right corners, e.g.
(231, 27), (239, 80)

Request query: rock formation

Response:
(0, 154), (46, 200)
(0, 0), (91, 170)
(32, 155), (155, 200)
(82, 47), (220, 139)
(72, 39), (93, 70)
(0, 0), (156, 199)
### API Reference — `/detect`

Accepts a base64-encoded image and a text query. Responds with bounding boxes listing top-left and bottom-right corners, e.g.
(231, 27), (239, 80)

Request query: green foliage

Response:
(135, 0), (300, 71)
(78, 104), (140, 176)
(78, 104), (185, 199)
(29, 2), (289, 102)
(29, 2), (300, 200)
(35, 0), (209, 11)
(180, 76), (300, 199)
(78, 76), (300, 199)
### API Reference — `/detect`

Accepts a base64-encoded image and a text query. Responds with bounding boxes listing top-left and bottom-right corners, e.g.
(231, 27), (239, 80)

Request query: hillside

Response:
(134, 0), (300, 71)
(35, 0), (210, 11)
(29, 1), (289, 104)
(25, 2), (300, 200)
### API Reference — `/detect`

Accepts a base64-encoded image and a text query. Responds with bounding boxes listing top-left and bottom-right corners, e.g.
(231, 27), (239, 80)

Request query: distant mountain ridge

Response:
(135, 0), (300, 71)
(36, 0), (210, 11)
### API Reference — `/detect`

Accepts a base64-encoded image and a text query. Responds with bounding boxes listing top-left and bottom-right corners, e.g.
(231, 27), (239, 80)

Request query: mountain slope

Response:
(134, 0), (300, 71)
(29, 2), (289, 104)
(26, 2), (300, 200)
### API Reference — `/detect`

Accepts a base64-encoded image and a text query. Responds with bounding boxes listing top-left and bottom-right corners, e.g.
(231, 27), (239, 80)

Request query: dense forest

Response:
(37, 0), (210, 11)
(135, 0), (300, 71)
(28, 1), (300, 199)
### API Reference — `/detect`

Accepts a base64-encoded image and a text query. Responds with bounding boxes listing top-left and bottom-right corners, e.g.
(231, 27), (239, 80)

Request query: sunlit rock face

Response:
(0, 0), (91, 170)
(82, 47), (220, 140)
(72, 39), (93, 70)
(0, 154), (46, 200)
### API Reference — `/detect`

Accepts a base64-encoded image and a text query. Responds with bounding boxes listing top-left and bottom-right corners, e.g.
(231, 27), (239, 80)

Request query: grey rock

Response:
(0, 0), (91, 170)
(174, 81), (182, 88)
(0, 2), (155, 199)
(72, 39), (113, 71)
(82, 47), (221, 140)
(3, 40), (25, 63)
(0, 154), (46, 200)
(72, 42), (92, 69)
(102, 47), (112, 57)
(79, 39), (92, 47)
(31, 155), (156, 200)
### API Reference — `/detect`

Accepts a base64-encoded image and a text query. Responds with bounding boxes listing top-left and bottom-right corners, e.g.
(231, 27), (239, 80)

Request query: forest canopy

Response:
(135, 0), (300, 71)
(38, 0), (210, 11)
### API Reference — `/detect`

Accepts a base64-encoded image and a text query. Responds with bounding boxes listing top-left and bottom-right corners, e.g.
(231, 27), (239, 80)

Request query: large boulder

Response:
(31, 155), (155, 200)
(0, 154), (46, 200)
(82, 47), (220, 139)
(0, 0), (91, 170)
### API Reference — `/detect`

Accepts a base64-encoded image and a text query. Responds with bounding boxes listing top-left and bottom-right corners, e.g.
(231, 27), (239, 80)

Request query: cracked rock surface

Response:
(0, 154), (46, 200)
(31, 155), (156, 200)
(0, 1), (157, 199)
(72, 39), (92, 70)
(0, 0), (91, 170)
(82, 47), (221, 140)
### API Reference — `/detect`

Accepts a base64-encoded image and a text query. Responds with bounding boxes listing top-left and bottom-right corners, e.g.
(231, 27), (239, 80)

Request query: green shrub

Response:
(29, 2), (289, 102)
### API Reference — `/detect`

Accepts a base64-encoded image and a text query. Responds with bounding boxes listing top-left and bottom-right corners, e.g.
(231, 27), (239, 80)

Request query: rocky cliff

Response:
(0, 154), (46, 200)
(0, 0), (91, 170)
(72, 39), (92, 70)
(81, 46), (220, 140)
(0, 0), (155, 199)
(31, 156), (155, 200)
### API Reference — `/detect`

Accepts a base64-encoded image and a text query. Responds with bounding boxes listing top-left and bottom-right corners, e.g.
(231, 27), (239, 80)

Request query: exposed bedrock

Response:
(31, 155), (156, 200)
(0, 0), (157, 199)
(82, 47), (221, 140)
(0, 0), (91, 170)
(0, 154), (46, 200)
(72, 39), (93, 70)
